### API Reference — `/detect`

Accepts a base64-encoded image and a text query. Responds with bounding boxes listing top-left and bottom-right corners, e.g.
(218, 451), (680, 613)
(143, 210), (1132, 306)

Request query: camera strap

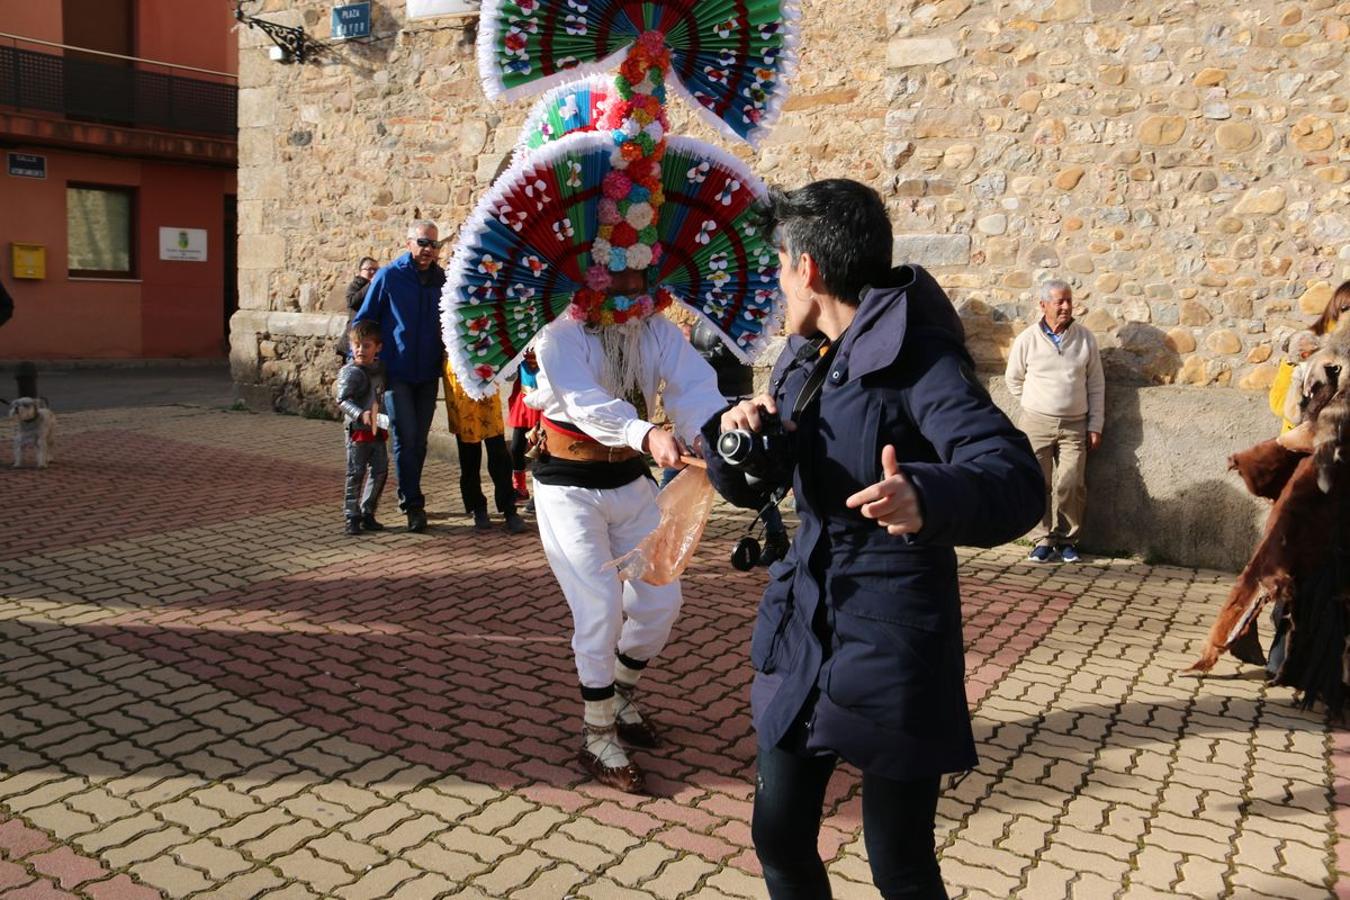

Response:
(789, 334), (844, 423)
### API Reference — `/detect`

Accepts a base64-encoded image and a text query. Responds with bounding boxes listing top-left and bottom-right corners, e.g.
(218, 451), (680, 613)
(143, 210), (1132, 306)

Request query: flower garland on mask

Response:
(569, 30), (674, 327)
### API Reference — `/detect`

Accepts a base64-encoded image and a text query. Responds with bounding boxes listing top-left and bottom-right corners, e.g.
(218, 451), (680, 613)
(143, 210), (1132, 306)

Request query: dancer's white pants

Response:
(533, 477), (683, 689)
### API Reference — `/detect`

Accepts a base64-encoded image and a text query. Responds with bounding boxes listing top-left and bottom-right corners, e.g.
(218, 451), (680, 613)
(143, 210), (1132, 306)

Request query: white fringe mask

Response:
(593, 318), (648, 406)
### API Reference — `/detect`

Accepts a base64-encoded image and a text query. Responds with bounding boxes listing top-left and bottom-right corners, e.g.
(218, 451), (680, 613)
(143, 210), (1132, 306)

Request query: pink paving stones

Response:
(655, 824), (740, 862)
(12, 406), (1343, 898)
(28, 846), (109, 890)
(0, 430), (336, 560)
(6, 881), (81, 900)
(1334, 726), (1350, 887)
(963, 581), (1074, 707)
(0, 859), (34, 891)
(0, 818), (54, 858)
(21, 486), (1076, 888)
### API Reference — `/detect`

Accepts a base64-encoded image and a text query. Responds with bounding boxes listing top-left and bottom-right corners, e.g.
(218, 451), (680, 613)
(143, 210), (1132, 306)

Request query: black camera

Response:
(716, 408), (795, 489)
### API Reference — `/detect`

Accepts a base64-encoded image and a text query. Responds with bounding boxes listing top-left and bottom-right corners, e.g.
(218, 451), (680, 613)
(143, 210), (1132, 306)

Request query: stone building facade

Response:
(232, 0), (1348, 567)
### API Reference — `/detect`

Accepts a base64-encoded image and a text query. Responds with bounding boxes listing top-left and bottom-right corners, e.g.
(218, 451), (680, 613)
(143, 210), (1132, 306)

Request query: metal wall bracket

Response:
(233, 1), (324, 63)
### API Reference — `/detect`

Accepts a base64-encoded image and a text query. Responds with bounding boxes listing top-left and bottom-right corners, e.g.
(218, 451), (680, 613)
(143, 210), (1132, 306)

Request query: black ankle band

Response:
(616, 653), (648, 671)
(580, 683), (615, 701)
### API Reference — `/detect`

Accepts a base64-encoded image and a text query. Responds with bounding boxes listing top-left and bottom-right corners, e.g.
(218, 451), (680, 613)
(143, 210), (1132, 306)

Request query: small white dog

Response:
(9, 398), (56, 468)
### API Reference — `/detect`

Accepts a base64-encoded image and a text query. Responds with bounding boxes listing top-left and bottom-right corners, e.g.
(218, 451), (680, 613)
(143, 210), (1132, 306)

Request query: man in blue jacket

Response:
(705, 180), (1044, 899)
(354, 220), (447, 532)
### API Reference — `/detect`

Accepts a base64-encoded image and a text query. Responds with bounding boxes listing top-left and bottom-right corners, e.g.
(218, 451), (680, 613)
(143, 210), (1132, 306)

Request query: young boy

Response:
(336, 321), (389, 534)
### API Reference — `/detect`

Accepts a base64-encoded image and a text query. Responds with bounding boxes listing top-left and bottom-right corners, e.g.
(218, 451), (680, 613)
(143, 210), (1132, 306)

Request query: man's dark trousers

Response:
(385, 378), (439, 513)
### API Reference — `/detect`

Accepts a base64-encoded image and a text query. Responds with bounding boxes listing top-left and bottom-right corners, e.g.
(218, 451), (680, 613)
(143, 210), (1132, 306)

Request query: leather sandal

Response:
(614, 686), (662, 748)
(578, 725), (646, 794)
(616, 719), (661, 748)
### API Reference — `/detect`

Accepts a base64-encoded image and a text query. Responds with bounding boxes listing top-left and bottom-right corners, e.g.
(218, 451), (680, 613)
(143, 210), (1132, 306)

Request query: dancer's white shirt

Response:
(526, 315), (727, 449)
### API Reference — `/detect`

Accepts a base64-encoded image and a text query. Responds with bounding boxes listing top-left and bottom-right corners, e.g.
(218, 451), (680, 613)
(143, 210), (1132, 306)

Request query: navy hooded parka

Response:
(703, 264), (1045, 780)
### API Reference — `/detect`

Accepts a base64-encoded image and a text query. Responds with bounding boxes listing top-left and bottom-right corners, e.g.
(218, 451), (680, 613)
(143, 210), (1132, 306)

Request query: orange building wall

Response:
(3, 4), (62, 45)
(0, 0), (237, 360)
(0, 153), (144, 358)
(138, 163), (235, 357)
(0, 153), (235, 360)
(137, 0), (238, 74)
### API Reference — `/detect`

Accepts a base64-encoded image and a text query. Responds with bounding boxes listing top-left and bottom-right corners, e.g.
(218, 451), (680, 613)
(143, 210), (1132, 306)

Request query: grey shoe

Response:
(504, 511), (528, 534)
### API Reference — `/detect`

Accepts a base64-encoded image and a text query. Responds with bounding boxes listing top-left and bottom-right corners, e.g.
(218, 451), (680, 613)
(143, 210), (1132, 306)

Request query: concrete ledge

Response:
(229, 309), (349, 340)
(987, 378), (1269, 572)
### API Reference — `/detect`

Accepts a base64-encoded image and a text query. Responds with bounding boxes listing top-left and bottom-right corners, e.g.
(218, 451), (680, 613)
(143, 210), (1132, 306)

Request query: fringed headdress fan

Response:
(445, 0), (797, 399)
(479, 0), (800, 147)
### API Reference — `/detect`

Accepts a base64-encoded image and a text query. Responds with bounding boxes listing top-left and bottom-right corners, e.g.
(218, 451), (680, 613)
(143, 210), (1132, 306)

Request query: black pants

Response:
(752, 742), (946, 899)
(510, 427), (530, 470)
(457, 434), (515, 515)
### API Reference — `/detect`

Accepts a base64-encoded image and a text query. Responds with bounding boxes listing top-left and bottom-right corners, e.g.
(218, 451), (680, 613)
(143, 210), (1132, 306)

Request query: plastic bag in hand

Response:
(605, 465), (716, 585)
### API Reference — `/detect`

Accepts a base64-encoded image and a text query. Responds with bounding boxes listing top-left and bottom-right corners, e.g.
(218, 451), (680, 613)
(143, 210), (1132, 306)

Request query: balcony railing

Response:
(0, 44), (236, 138)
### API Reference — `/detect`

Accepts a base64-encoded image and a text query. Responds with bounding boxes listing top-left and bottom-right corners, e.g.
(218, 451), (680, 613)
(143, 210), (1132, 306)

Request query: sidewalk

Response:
(0, 402), (1343, 899)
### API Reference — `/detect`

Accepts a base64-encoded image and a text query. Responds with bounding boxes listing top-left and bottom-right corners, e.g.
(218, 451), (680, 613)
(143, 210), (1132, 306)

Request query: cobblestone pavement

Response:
(1, 404), (1345, 899)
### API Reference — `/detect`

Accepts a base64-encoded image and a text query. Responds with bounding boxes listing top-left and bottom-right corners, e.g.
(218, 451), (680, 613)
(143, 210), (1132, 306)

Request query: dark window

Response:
(62, 0), (134, 58)
(62, 0), (135, 126)
(67, 185), (136, 278)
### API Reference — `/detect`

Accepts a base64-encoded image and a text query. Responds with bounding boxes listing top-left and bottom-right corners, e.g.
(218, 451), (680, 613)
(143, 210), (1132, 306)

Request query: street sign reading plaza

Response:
(332, 2), (371, 40)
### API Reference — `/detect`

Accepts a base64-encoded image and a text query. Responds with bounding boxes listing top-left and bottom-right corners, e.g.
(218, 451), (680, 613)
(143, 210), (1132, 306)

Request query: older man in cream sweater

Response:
(1005, 280), (1105, 563)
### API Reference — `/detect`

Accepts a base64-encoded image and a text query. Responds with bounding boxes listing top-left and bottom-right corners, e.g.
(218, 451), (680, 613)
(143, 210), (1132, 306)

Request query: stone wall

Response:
(884, 0), (1349, 384)
(230, 0), (900, 412)
(231, 0), (1348, 567)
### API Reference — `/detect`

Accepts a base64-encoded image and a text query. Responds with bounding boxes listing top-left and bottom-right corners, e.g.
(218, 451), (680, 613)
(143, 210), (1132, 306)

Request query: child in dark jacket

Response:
(335, 321), (389, 534)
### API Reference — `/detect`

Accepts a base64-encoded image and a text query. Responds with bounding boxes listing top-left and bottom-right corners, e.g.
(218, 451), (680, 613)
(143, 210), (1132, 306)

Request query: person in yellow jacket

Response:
(444, 364), (528, 533)
(1268, 331), (1320, 433)
(1270, 280), (1350, 431)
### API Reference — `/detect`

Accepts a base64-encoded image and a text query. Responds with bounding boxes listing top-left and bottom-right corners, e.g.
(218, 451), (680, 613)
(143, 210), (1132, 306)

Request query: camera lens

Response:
(731, 537), (761, 571)
(717, 430), (754, 465)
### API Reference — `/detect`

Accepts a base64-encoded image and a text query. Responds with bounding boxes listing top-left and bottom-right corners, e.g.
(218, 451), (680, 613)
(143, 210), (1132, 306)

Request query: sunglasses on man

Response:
(414, 237), (444, 249)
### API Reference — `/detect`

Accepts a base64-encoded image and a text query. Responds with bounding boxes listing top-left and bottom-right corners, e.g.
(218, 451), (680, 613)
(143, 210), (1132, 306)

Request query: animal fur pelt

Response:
(1303, 326), (1350, 493)
(1188, 449), (1342, 673)
(1189, 327), (1350, 685)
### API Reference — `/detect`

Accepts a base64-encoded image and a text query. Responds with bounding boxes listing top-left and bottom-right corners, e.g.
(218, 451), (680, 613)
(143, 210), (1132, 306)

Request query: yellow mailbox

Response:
(11, 243), (45, 279)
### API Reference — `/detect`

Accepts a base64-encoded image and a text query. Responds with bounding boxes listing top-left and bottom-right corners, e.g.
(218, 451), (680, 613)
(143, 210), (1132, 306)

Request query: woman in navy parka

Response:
(703, 180), (1044, 899)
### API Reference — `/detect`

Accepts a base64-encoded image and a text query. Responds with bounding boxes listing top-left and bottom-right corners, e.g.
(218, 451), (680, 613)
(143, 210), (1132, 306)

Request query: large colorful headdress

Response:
(443, 0), (800, 399)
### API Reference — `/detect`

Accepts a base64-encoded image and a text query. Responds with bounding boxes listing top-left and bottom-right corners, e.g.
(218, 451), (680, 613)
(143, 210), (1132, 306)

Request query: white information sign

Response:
(407, 0), (479, 18)
(158, 227), (208, 262)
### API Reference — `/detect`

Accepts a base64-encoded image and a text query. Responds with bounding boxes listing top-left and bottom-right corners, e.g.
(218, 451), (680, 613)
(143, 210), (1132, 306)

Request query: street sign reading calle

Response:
(332, 2), (372, 40)
(7, 153), (46, 179)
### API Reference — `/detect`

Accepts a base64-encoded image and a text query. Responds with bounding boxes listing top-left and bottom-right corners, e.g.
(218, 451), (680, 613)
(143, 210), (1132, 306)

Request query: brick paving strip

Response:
(0, 406), (1344, 898)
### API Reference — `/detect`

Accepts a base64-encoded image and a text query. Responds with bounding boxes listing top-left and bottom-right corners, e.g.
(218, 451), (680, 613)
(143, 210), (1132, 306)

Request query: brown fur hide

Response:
(1188, 448), (1341, 672)
(1190, 327), (1350, 674)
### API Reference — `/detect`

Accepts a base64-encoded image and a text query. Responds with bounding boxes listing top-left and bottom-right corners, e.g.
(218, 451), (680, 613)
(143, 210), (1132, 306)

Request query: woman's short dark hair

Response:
(758, 179), (893, 305)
